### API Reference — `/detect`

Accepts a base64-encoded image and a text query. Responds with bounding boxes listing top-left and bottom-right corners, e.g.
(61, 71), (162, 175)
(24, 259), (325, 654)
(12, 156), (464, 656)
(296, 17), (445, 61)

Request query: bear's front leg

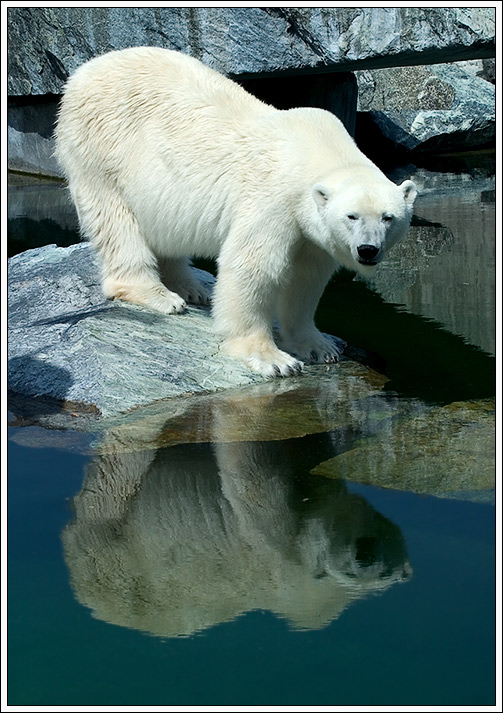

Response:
(213, 236), (303, 378)
(276, 241), (345, 364)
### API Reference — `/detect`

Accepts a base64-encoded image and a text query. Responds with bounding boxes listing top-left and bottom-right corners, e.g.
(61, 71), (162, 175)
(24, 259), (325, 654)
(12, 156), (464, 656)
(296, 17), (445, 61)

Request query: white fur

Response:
(55, 47), (417, 377)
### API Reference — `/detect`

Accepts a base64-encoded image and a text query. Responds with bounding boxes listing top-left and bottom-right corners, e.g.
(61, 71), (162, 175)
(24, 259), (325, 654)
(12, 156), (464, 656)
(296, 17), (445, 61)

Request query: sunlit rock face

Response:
(7, 7), (495, 95)
(357, 62), (495, 153)
(7, 8), (495, 174)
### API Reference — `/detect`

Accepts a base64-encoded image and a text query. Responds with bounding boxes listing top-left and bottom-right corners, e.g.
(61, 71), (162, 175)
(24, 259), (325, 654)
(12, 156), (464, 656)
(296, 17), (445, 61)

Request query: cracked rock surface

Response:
(8, 243), (265, 417)
(7, 7), (495, 95)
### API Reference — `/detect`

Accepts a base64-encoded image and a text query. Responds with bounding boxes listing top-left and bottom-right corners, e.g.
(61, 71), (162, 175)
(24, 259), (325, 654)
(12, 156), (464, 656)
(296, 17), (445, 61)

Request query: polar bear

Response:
(55, 47), (417, 377)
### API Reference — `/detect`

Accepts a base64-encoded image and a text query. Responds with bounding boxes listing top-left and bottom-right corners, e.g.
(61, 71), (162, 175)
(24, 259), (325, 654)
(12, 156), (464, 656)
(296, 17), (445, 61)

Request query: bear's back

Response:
(59, 47), (267, 132)
(55, 47), (273, 176)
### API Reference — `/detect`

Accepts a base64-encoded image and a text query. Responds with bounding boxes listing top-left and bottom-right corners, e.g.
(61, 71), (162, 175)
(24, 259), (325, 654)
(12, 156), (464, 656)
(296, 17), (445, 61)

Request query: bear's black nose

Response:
(357, 244), (379, 262)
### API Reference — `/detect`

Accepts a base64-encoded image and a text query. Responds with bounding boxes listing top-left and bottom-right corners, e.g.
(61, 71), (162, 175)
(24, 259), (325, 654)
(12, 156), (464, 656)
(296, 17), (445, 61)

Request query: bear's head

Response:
(310, 166), (417, 277)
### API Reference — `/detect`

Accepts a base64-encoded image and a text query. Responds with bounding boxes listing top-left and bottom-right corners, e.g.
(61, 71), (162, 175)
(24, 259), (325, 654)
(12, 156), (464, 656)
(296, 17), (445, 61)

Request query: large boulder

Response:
(7, 7), (495, 96)
(356, 60), (495, 153)
(7, 8), (495, 176)
(7, 243), (266, 417)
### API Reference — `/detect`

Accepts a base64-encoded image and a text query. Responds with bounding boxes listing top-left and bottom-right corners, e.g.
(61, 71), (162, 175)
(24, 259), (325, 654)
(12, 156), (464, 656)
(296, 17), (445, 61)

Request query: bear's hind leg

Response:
(70, 180), (187, 314)
(158, 257), (211, 306)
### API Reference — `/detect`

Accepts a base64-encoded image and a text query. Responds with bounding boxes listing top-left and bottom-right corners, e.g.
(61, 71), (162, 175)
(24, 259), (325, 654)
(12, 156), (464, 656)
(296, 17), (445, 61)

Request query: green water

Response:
(7, 162), (496, 706)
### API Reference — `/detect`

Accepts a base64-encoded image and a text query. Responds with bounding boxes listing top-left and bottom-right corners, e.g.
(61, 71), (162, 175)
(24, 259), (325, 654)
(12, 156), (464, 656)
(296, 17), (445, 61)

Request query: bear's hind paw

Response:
(173, 281), (211, 307)
(308, 334), (346, 364)
(108, 283), (187, 315)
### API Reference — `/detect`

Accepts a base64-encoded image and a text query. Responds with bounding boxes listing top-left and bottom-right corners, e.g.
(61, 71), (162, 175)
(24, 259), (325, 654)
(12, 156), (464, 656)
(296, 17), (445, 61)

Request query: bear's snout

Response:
(357, 244), (380, 265)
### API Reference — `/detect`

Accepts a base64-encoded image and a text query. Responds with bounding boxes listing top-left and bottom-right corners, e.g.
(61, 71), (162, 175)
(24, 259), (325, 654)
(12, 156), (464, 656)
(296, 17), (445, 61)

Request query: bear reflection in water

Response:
(63, 435), (411, 638)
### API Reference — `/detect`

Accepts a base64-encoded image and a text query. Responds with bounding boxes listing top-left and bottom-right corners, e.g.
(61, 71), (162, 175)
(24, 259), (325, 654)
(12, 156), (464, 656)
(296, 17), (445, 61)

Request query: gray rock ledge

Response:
(8, 242), (269, 417)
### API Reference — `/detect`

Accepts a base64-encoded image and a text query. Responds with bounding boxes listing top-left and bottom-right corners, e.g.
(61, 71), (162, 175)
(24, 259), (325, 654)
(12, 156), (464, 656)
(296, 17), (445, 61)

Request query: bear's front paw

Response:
(280, 332), (346, 365)
(223, 337), (303, 378)
(250, 351), (304, 379)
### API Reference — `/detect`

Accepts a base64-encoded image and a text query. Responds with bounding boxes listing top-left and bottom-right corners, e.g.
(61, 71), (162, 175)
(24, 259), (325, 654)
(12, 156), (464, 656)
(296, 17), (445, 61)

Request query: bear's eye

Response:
(383, 214), (394, 222)
(347, 214), (358, 221)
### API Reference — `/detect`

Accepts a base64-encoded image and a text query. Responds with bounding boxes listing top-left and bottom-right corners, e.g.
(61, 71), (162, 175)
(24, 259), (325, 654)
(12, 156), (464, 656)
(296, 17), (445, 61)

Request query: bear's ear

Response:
(400, 180), (417, 207)
(312, 183), (331, 208)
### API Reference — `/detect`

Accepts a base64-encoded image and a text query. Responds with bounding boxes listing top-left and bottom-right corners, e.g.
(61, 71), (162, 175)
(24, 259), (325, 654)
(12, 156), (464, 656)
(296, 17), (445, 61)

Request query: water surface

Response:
(7, 162), (496, 706)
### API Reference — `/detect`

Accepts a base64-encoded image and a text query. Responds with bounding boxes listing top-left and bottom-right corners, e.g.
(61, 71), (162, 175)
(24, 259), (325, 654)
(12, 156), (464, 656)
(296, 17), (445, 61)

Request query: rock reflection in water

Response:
(92, 368), (390, 454)
(312, 399), (495, 500)
(8, 174), (78, 257)
(62, 436), (411, 638)
(369, 169), (495, 356)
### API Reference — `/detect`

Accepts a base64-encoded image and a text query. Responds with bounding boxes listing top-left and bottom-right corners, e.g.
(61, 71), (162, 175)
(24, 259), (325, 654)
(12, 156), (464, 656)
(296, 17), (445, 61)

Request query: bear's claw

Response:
(281, 332), (345, 365)
(271, 360), (303, 378)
